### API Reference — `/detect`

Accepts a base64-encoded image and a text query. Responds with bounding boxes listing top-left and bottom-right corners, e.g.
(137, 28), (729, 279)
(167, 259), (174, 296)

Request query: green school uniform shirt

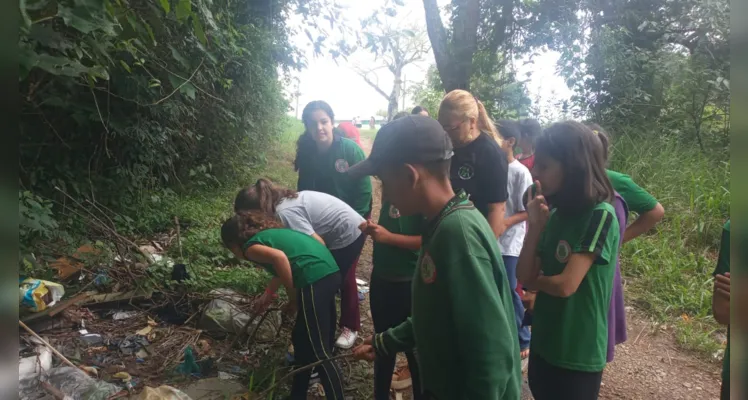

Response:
(713, 219), (730, 390)
(372, 192), (522, 400)
(606, 169), (658, 214)
(371, 201), (423, 281)
(532, 201), (620, 372)
(243, 228), (339, 288)
(297, 136), (373, 217)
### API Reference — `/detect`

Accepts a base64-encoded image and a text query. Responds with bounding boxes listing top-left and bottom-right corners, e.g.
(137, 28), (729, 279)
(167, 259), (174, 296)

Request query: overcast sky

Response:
(285, 0), (573, 121)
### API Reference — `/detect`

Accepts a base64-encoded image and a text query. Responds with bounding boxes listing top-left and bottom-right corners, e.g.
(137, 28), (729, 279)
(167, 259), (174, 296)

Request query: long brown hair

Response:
(221, 210), (284, 249)
(438, 89), (502, 146)
(583, 122), (611, 163)
(535, 121), (614, 216)
(234, 178), (298, 215)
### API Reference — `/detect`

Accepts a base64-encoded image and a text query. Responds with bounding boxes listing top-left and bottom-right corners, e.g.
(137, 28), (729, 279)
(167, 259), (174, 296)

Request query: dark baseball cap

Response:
(347, 115), (453, 179)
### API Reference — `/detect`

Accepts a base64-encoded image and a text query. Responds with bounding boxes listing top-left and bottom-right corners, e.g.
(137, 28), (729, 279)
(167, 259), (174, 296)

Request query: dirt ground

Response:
(351, 137), (723, 400)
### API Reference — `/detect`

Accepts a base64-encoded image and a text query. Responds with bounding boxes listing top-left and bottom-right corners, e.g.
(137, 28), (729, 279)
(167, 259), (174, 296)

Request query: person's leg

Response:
(502, 256), (531, 353)
(289, 274), (345, 400)
(329, 234), (366, 347)
(370, 277), (399, 400)
(528, 352), (602, 400)
(404, 350), (424, 400)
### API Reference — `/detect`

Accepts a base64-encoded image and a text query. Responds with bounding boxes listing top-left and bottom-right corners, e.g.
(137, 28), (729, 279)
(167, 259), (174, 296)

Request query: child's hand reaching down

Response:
(352, 336), (376, 361)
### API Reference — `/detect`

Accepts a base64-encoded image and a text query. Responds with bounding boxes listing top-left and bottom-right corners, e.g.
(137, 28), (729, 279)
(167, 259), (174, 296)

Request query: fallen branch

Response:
(41, 382), (68, 400)
(256, 353), (355, 398)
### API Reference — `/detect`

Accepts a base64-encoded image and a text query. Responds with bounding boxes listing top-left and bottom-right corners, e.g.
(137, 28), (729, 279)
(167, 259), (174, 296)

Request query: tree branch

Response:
(353, 68), (390, 100)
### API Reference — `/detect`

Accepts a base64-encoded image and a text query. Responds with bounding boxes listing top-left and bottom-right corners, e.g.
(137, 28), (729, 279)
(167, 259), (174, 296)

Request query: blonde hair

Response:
(439, 90), (503, 146)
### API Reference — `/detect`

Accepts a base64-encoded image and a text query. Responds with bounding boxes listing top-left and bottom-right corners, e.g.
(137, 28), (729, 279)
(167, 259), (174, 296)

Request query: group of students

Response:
(218, 89), (732, 400)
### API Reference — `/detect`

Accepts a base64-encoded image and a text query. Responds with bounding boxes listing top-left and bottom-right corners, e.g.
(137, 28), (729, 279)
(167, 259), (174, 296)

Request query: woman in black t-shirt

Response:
(437, 90), (509, 238)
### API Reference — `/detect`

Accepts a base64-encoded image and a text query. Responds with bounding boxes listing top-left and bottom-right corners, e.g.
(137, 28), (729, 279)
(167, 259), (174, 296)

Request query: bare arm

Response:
(359, 220), (422, 251)
(532, 253), (595, 298)
(623, 203), (664, 243)
(517, 228), (542, 284)
(486, 202), (507, 239)
(311, 233), (326, 246)
(504, 211), (528, 231)
(244, 245), (295, 301)
(712, 273), (730, 325)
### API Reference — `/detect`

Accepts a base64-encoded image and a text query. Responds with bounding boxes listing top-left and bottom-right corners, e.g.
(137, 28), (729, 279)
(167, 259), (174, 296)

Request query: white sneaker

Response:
(335, 328), (358, 349)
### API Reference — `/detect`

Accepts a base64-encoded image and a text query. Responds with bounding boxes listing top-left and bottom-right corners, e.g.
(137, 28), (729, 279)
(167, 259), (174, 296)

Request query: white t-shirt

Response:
(275, 191), (365, 250)
(498, 160), (533, 257)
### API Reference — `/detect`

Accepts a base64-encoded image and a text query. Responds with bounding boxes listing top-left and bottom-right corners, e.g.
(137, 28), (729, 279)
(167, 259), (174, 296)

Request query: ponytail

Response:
(475, 100), (502, 146)
(584, 122), (611, 163)
(234, 178), (298, 215)
(221, 210), (284, 249)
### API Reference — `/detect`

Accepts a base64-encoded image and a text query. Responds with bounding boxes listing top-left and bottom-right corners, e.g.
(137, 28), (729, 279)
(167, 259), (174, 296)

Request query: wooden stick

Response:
(256, 353), (354, 398)
(41, 382), (67, 400)
(174, 216), (183, 260)
(19, 321), (82, 372)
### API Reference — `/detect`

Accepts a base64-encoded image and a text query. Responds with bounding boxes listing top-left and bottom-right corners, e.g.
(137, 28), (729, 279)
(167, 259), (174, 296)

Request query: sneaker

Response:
(391, 365), (413, 390)
(335, 328), (358, 349)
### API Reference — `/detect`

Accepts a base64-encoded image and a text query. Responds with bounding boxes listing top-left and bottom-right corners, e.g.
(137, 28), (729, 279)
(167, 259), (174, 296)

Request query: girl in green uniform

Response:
(585, 123), (665, 242)
(221, 211), (344, 399)
(294, 100), (373, 348)
(518, 121), (621, 400)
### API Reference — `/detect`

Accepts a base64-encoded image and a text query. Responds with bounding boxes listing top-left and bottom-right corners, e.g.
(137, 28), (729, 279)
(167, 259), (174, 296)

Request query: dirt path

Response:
(352, 137), (723, 400)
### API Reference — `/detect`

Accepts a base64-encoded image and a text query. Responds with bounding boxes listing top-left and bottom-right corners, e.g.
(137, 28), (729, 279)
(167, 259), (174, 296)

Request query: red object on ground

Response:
(338, 122), (362, 147)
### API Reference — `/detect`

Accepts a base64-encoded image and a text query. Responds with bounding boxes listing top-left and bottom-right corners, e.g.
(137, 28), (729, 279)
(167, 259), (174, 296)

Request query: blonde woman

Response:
(438, 90), (508, 238)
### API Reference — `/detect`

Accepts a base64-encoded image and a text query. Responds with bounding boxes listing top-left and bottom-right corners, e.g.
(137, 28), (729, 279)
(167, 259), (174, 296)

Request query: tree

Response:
(422, 0), (515, 92)
(353, 7), (430, 121)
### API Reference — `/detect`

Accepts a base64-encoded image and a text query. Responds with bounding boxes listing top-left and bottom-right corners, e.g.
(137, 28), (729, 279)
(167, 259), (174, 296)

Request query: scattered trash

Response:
(136, 326), (153, 336)
(355, 278), (368, 286)
(358, 291), (365, 301)
(176, 347), (201, 376)
(20, 366), (121, 400)
(113, 372), (134, 391)
(171, 264), (190, 282)
(18, 338), (52, 381)
(218, 371), (238, 380)
(117, 335), (150, 355)
(80, 333), (104, 346)
(112, 311), (138, 320)
(198, 289), (281, 341)
(19, 278), (65, 312)
(134, 385), (192, 400)
(80, 365), (99, 377)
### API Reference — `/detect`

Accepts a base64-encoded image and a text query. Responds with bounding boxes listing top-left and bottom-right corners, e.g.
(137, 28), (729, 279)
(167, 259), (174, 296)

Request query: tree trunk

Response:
(387, 70), (403, 121)
(422, 0), (481, 92)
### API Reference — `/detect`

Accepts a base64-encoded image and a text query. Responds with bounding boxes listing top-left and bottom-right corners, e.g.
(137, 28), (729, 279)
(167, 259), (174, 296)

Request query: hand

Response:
(251, 291), (274, 314)
(359, 220), (392, 244)
(714, 272), (730, 299)
(352, 336), (376, 361)
(526, 181), (550, 229)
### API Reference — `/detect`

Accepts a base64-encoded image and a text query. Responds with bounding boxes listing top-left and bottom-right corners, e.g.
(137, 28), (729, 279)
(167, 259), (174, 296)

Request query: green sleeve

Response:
(438, 244), (518, 398)
(345, 142), (373, 216)
(714, 220), (730, 276)
(374, 318), (415, 355)
(607, 170), (658, 214)
(572, 206), (619, 265)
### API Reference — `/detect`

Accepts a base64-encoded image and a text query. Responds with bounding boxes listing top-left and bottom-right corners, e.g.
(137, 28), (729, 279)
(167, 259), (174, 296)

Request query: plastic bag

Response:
(197, 289), (281, 341)
(19, 366), (121, 400)
(19, 278), (65, 312)
(134, 386), (192, 400)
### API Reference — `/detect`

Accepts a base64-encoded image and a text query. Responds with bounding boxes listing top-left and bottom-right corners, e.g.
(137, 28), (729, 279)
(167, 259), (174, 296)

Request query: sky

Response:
(284, 0), (573, 121)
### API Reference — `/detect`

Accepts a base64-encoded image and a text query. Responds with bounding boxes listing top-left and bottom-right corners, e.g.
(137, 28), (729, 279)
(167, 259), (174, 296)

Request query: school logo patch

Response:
(334, 159), (349, 173)
(457, 163), (474, 180)
(388, 205), (401, 219)
(555, 240), (571, 263)
(420, 252), (437, 284)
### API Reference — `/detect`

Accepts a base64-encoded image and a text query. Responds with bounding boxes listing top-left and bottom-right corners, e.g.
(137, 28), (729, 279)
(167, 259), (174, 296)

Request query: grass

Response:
(609, 131), (730, 358)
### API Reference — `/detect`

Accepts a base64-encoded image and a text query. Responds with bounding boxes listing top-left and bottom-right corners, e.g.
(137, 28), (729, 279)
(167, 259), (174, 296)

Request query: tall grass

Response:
(609, 131), (730, 356)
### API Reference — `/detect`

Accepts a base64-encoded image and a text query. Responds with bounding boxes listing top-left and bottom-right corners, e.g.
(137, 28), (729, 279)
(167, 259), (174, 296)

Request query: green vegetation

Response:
(610, 131), (729, 356)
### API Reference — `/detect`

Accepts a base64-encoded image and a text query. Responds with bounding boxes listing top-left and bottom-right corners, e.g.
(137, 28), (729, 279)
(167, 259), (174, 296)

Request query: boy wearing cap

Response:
(349, 115), (521, 399)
